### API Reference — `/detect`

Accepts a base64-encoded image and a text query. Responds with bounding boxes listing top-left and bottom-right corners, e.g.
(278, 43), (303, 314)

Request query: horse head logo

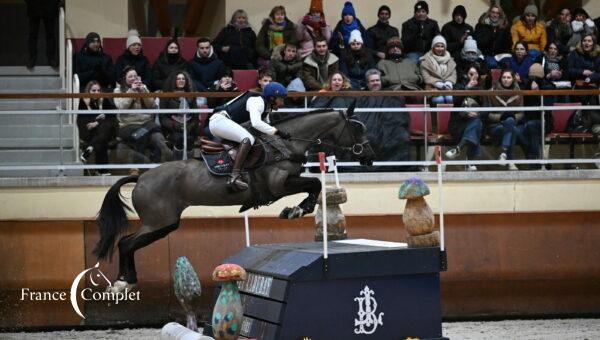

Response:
(69, 262), (111, 319)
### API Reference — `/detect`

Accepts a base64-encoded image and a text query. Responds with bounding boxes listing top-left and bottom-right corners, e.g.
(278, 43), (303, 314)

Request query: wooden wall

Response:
(1, 212), (599, 329)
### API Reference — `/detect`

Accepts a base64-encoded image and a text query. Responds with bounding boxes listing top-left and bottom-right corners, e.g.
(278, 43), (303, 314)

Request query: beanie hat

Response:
(349, 29), (363, 44)
(85, 32), (101, 45)
(342, 1), (356, 18)
(452, 5), (467, 20)
(414, 1), (429, 14)
(386, 36), (403, 50)
(378, 5), (391, 16)
(462, 36), (478, 53)
(523, 4), (538, 17)
(572, 8), (590, 19)
(309, 0), (323, 14)
(126, 29), (142, 48)
(529, 63), (544, 79)
(431, 35), (446, 49)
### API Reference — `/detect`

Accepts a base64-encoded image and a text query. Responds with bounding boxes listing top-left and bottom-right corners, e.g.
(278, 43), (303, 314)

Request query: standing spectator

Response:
(546, 8), (573, 56)
(159, 71), (200, 157)
(455, 37), (488, 85)
(114, 67), (172, 164)
(500, 41), (532, 85)
(268, 43), (303, 87)
(339, 30), (375, 89)
(567, 8), (598, 50)
(486, 69), (522, 170)
(401, 1), (440, 64)
(441, 5), (474, 58)
(25, 0), (59, 68)
(114, 30), (152, 86)
(366, 5), (399, 61)
(213, 9), (257, 70)
(255, 6), (297, 66)
(296, 0), (332, 58)
(75, 32), (115, 91)
(445, 65), (485, 171)
(187, 37), (227, 92)
(77, 80), (118, 175)
(510, 4), (546, 59)
(302, 36), (339, 91)
(208, 69), (239, 109)
(151, 38), (188, 91)
(473, 4), (512, 68)
(330, 1), (368, 57)
(420, 35), (456, 104)
(376, 37), (422, 90)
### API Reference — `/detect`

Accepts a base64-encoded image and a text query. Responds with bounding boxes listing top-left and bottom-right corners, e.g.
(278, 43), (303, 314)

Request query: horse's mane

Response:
(269, 108), (340, 125)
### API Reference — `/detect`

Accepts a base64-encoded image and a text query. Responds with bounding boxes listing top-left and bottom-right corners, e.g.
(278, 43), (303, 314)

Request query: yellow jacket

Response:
(511, 20), (546, 51)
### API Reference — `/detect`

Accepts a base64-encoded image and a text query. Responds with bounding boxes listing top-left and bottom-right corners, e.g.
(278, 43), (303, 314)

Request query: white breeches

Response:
(208, 112), (255, 144)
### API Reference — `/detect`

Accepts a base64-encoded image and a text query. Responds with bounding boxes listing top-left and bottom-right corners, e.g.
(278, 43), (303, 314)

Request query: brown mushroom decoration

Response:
(398, 177), (440, 247)
(211, 264), (247, 340)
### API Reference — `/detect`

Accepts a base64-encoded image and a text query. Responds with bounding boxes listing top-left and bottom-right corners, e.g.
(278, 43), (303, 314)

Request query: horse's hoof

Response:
(107, 280), (136, 293)
(280, 206), (304, 219)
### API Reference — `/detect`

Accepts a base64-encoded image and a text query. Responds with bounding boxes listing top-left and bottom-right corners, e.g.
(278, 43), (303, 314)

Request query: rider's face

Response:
(273, 97), (285, 108)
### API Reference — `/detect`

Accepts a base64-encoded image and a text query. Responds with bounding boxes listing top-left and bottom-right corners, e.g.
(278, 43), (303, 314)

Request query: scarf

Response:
(425, 51), (451, 77)
(484, 16), (501, 27)
(339, 19), (359, 45)
(268, 20), (286, 50)
(493, 81), (520, 105)
(543, 52), (562, 72)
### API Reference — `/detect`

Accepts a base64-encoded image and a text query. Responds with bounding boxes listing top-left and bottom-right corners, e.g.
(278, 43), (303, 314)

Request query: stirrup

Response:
(228, 175), (248, 191)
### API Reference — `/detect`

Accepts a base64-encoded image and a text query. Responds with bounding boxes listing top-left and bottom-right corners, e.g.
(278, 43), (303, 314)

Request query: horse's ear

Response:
(346, 99), (356, 118)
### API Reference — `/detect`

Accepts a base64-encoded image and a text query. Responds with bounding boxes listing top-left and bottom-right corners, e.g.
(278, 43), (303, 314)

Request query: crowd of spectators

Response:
(73, 1), (600, 173)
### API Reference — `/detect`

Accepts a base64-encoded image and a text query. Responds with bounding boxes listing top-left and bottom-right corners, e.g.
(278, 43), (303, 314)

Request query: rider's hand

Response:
(276, 129), (291, 140)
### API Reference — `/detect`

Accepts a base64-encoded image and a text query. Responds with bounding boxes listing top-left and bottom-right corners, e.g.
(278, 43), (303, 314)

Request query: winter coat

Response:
(511, 20), (547, 51)
(330, 19), (369, 56)
(159, 96), (200, 138)
(473, 11), (512, 56)
(212, 24), (257, 69)
(296, 18), (332, 58)
(367, 21), (399, 54)
(150, 52), (188, 91)
(339, 48), (376, 89)
(113, 83), (156, 127)
(541, 53), (567, 81)
(377, 57), (423, 90)
(449, 82), (486, 141)
(456, 56), (489, 85)
(268, 44), (303, 86)
(187, 47), (227, 91)
(546, 19), (573, 56)
(301, 51), (339, 91)
(114, 50), (152, 86)
(255, 18), (297, 59)
(486, 81), (524, 126)
(499, 55), (532, 83)
(75, 45), (115, 91)
(401, 17), (440, 55)
(567, 21), (598, 49)
(441, 21), (474, 57)
(419, 52), (457, 86)
(567, 43), (600, 83)
(77, 97), (118, 141)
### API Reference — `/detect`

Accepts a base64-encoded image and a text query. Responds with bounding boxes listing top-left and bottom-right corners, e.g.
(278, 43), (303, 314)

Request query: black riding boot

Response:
(228, 138), (252, 191)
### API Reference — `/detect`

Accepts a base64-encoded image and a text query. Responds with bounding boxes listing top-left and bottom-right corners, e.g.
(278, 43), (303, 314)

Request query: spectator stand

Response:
(545, 102), (596, 160)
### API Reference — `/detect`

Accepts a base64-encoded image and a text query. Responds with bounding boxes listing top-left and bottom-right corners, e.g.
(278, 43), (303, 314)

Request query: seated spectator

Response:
(208, 69), (239, 108)
(213, 9), (257, 70)
(330, 1), (368, 56)
(486, 69), (522, 170)
(510, 4), (546, 60)
(567, 8), (598, 50)
(321, 71), (352, 92)
(268, 43), (302, 87)
(401, 1), (440, 64)
(255, 5), (297, 66)
(151, 38), (188, 91)
(377, 37), (422, 90)
(420, 35), (456, 104)
(473, 4), (512, 68)
(445, 64), (485, 171)
(188, 37), (227, 92)
(159, 71), (200, 157)
(114, 66), (172, 164)
(296, 0), (332, 58)
(77, 80), (118, 175)
(301, 36), (339, 91)
(540, 42), (569, 104)
(75, 32), (115, 91)
(114, 30), (151, 85)
(441, 5), (474, 58)
(456, 37), (489, 86)
(500, 41), (532, 85)
(339, 30), (375, 89)
(252, 68), (274, 93)
(546, 7), (573, 56)
(366, 5), (399, 60)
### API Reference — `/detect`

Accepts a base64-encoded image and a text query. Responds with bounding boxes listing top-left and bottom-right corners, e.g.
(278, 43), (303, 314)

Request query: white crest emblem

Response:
(354, 285), (384, 334)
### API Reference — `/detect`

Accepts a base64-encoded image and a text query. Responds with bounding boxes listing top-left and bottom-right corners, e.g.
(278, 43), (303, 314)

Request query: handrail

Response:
(59, 7), (65, 89)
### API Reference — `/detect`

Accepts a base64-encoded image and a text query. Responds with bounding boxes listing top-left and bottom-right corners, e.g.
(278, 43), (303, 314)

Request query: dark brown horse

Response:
(93, 107), (374, 292)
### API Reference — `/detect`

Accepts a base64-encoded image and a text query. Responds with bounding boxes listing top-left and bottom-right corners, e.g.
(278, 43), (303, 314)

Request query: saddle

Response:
(199, 137), (265, 176)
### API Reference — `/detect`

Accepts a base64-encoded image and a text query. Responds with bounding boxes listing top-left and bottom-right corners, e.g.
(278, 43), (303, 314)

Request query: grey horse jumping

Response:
(93, 107), (375, 291)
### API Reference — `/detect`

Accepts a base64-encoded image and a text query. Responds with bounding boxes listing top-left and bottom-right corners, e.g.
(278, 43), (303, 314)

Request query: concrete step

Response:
(0, 138), (75, 148)
(0, 66), (59, 76)
(0, 125), (75, 139)
(0, 113), (69, 125)
(0, 99), (63, 111)
(0, 76), (62, 91)
(0, 149), (77, 164)
(0, 167), (83, 178)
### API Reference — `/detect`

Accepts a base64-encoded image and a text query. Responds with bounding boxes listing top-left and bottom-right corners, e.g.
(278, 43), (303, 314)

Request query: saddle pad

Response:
(201, 151), (233, 176)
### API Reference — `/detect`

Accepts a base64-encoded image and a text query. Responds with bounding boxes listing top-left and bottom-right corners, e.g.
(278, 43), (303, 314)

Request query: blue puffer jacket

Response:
(187, 48), (227, 91)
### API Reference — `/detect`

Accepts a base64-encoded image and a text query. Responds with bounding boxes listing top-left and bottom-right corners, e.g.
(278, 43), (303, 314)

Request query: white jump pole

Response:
(435, 146), (445, 251)
(319, 152), (328, 265)
(244, 211), (250, 247)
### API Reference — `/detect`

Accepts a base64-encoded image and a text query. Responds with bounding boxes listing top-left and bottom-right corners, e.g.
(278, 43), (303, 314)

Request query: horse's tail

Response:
(93, 175), (139, 261)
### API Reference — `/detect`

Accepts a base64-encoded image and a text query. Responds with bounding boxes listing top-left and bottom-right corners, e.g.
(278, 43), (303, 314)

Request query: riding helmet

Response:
(263, 82), (287, 99)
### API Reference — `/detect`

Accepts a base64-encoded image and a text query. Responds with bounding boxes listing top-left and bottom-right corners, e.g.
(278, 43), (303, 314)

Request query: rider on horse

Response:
(208, 81), (291, 192)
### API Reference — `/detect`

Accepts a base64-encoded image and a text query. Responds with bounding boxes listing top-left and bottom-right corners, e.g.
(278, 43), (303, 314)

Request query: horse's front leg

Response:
(278, 176), (321, 219)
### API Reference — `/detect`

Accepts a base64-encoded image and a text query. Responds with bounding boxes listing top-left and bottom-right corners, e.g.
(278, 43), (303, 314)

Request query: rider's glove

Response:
(276, 129), (291, 140)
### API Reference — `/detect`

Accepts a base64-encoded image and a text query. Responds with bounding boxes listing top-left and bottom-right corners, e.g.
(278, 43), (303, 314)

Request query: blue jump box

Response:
(219, 239), (446, 340)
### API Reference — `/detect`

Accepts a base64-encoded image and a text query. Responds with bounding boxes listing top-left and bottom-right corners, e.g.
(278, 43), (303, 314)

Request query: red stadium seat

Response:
(102, 38), (127, 64)
(490, 69), (502, 85)
(546, 103), (595, 159)
(140, 37), (169, 65)
(233, 69), (259, 91)
(179, 37), (197, 60)
(69, 38), (86, 54)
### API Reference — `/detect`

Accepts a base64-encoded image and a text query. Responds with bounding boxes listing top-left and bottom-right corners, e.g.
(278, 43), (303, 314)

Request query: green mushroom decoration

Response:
(173, 256), (202, 331)
(398, 177), (440, 247)
(212, 263), (247, 340)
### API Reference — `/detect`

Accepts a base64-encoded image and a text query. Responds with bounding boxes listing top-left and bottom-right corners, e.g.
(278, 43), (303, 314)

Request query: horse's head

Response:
(337, 101), (375, 166)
